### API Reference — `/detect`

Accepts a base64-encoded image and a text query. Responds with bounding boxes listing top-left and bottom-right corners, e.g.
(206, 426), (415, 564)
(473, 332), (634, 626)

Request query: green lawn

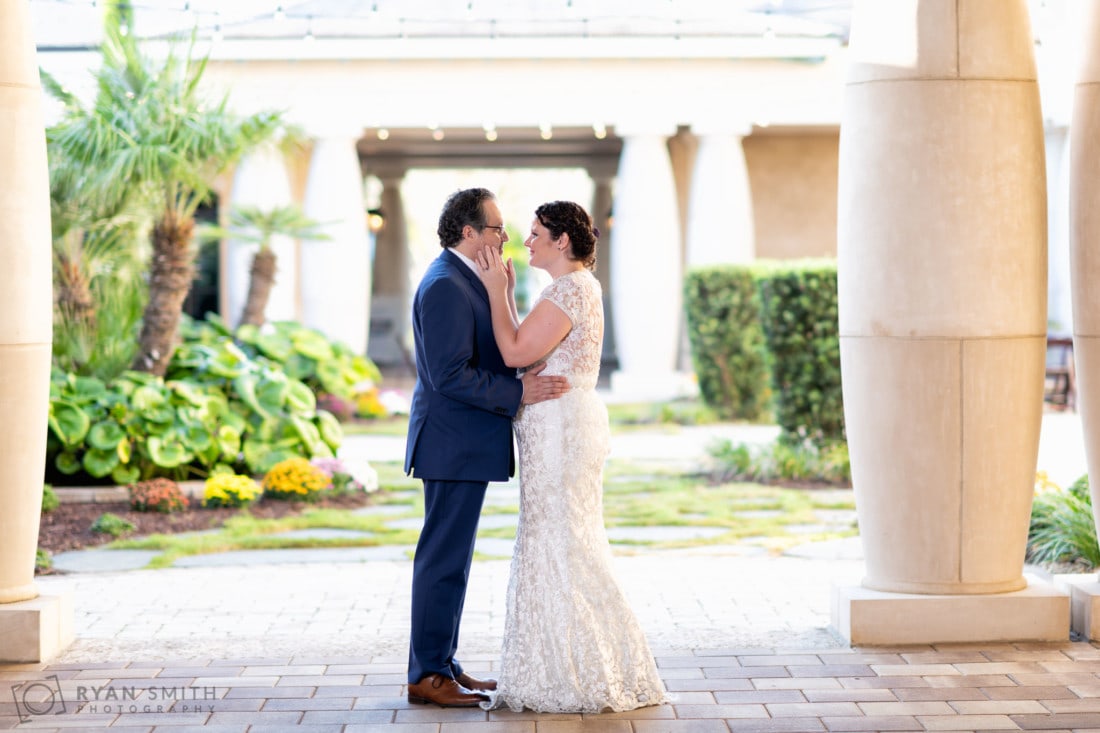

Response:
(101, 397), (853, 567)
(106, 456), (856, 566)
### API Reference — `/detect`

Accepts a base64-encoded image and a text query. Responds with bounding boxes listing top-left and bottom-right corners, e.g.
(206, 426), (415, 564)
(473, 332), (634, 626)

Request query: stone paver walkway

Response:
(2, 412), (1096, 730)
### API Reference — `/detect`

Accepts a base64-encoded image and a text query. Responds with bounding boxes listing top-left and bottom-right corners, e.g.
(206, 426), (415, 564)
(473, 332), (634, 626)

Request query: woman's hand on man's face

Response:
(475, 245), (513, 292)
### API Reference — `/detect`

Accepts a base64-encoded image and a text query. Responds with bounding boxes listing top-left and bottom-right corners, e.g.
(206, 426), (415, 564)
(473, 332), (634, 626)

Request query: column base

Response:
(608, 370), (699, 402)
(831, 575), (1069, 645)
(1054, 573), (1100, 640)
(0, 592), (75, 663)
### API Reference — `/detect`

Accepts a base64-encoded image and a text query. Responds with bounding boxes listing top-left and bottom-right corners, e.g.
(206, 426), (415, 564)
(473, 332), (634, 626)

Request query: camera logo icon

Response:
(10, 675), (67, 723)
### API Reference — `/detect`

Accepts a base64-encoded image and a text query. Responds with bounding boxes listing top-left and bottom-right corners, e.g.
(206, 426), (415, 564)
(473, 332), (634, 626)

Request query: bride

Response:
(472, 200), (667, 713)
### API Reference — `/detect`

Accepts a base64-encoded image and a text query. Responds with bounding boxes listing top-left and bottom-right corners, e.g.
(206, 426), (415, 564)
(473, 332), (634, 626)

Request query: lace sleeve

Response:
(541, 274), (582, 326)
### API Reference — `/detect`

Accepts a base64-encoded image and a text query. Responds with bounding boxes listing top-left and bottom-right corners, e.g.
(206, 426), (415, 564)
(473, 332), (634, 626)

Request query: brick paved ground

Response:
(6, 550), (1100, 731)
(6, 643), (1100, 730)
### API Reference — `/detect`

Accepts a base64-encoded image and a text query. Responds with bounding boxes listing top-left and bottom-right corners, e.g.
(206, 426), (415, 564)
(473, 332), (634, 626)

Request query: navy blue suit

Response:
(405, 248), (523, 684)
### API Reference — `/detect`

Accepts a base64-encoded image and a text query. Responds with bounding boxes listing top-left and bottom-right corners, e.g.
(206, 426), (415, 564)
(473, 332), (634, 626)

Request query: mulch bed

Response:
(37, 491), (373, 557)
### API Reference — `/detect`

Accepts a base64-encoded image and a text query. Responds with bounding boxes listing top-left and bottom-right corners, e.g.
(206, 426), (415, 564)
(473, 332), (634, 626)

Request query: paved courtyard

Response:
(2, 411), (1098, 730)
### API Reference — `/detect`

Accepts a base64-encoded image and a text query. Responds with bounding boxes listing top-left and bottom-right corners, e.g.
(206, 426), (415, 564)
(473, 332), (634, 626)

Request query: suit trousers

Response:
(407, 478), (488, 684)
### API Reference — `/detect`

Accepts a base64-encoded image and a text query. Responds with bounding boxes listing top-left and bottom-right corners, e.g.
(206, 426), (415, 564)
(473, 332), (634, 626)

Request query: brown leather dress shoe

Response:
(407, 674), (488, 707)
(456, 672), (498, 692)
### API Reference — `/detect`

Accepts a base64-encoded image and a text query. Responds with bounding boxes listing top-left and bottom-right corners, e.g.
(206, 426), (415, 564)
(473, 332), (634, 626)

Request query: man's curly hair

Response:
(437, 187), (494, 248)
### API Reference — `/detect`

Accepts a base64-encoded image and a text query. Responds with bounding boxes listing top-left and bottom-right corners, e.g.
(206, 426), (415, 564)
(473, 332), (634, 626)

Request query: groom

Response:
(404, 187), (568, 707)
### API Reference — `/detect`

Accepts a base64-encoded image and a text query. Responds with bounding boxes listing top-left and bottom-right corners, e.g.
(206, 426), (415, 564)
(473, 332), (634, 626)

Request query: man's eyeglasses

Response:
(482, 224), (506, 235)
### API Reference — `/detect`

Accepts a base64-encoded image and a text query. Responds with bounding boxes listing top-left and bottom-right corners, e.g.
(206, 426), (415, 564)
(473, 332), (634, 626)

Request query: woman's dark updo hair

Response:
(535, 200), (598, 270)
(437, 187), (493, 248)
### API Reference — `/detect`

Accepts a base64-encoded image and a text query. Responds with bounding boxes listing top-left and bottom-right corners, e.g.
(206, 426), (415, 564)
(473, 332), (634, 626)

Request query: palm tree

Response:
(47, 114), (152, 378)
(42, 1), (282, 376)
(201, 204), (330, 327)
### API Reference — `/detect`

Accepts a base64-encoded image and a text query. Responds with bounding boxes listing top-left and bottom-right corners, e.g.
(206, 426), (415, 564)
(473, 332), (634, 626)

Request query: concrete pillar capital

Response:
(611, 121), (677, 138)
(585, 160), (618, 182)
(690, 120), (752, 138)
(365, 163), (410, 184)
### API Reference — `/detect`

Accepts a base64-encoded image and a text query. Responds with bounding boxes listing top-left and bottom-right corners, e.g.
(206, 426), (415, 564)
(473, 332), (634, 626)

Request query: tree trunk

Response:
(131, 210), (194, 376)
(239, 248), (278, 327)
(55, 253), (96, 330)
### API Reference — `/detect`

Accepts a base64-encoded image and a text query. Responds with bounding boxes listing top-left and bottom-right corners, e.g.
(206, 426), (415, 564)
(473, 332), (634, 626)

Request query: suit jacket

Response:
(404, 248), (523, 481)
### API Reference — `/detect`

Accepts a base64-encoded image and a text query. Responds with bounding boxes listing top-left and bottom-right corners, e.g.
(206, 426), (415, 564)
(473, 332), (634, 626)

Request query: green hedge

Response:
(758, 260), (844, 445)
(683, 266), (771, 421)
(684, 260), (844, 445)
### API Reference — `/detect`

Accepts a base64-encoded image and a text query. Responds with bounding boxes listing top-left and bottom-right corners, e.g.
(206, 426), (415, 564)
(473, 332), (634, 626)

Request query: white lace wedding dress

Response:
(485, 270), (667, 714)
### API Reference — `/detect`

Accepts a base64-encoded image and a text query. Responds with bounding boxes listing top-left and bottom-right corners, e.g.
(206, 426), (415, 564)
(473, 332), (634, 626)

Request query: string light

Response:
(211, 24), (222, 41)
(376, 128), (390, 140)
(592, 122), (606, 140)
(40, 0), (845, 48)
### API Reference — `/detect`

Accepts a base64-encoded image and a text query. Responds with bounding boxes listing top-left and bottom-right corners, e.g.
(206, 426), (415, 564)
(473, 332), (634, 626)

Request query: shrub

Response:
(263, 457), (331, 501)
(709, 438), (851, 486)
(36, 549), (52, 572)
(1028, 472), (1099, 568)
(683, 266), (771, 421)
(42, 484), (59, 514)
(129, 478), (189, 513)
(90, 512), (134, 537)
(757, 261), (844, 445)
(203, 473), (261, 508)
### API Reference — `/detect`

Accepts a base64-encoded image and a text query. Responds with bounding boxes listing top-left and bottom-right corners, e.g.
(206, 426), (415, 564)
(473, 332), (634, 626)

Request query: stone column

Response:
(832, 0), (1066, 645)
(608, 126), (692, 398)
(0, 0), (74, 662)
(224, 146), (300, 327)
(589, 167), (616, 368)
(685, 125), (754, 266)
(1073, 1), (1100, 560)
(1048, 128), (1072, 334)
(301, 135), (371, 354)
(367, 171), (410, 366)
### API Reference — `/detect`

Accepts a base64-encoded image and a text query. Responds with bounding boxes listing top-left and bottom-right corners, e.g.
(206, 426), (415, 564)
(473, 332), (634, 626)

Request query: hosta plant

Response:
(181, 315), (385, 419)
(48, 339), (342, 484)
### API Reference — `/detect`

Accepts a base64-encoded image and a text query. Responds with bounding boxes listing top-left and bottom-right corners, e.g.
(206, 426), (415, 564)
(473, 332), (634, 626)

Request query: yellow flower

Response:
(203, 474), (260, 508)
(263, 457), (331, 501)
(1034, 470), (1061, 496)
